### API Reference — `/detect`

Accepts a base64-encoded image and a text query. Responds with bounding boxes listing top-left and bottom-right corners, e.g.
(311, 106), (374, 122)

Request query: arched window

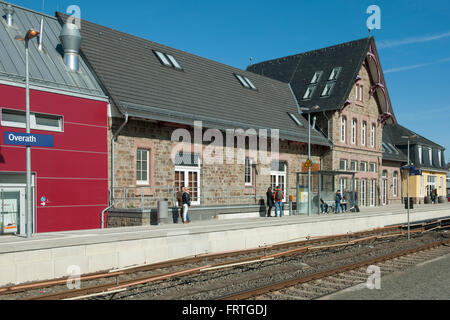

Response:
(351, 119), (357, 145)
(341, 116), (347, 143)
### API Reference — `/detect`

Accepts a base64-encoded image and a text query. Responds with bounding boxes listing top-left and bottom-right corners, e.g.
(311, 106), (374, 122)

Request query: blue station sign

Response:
(4, 132), (54, 148)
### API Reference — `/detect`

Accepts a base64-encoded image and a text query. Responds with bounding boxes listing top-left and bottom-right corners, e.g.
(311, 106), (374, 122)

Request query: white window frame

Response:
(393, 172), (398, 197)
(360, 162), (367, 172)
(370, 124), (376, 148)
(303, 85), (316, 100)
(1, 108), (63, 133)
(361, 121), (367, 146)
(245, 157), (253, 186)
(350, 161), (357, 172)
(361, 179), (367, 207)
(418, 146), (423, 164)
(351, 119), (357, 145)
(370, 180), (376, 207)
(369, 163), (377, 173)
(340, 160), (347, 171)
(311, 71), (323, 84)
(136, 149), (150, 185)
(341, 116), (346, 143)
(429, 148), (433, 165)
(340, 178), (347, 192)
(438, 150), (442, 167)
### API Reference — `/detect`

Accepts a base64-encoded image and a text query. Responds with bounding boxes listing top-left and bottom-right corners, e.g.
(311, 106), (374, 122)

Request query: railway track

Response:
(218, 239), (450, 300)
(1, 218), (448, 300)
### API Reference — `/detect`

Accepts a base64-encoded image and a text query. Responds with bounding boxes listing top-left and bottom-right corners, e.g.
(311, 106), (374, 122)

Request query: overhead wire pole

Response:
(16, 29), (40, 238)
(300, 106), (320, 217)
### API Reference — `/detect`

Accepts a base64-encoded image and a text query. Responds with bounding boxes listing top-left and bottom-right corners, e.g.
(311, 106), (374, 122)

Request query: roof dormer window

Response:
(303, 85), (316, 100)
(311, 71), (323, 84)
(235, 74), (257, 90)
(321, 82), (335, 97)
(154, 50), (183, 70)
(328, 67), (342, 81)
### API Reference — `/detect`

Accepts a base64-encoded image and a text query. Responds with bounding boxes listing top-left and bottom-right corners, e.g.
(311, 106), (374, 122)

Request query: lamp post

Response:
(401, 134), (417, 240)
(15, 29), (40, 238)
(299, 106), (320, 216)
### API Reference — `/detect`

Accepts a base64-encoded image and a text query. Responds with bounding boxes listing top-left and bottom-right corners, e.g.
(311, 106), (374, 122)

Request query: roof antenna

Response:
(250, 57), (253, 66)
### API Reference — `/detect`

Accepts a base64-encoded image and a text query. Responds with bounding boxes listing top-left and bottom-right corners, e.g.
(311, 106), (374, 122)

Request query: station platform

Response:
(0, 203), (449, 287)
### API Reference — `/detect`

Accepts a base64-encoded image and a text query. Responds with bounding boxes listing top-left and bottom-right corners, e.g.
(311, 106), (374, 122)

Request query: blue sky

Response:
(11, 0), (450, 158)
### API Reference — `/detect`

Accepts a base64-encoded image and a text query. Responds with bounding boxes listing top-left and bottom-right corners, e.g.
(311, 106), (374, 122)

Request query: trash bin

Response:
(157, 200), (169, 224)
(404, 198), (414, 210)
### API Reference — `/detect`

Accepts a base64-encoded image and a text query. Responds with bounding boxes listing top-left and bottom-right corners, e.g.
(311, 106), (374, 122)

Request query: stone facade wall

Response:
(109, 118), (324, 209)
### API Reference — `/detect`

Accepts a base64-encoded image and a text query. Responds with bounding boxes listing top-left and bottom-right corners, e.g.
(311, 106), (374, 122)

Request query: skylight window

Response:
(154, 50), (183, 70)
(321, 82), (335, 97)
(328, 67), (342, 81)
(166, 54), (182, 70)
(311, 71), (323, 84)
(234, 74), (257, 90)
(303, 85), (316, 100)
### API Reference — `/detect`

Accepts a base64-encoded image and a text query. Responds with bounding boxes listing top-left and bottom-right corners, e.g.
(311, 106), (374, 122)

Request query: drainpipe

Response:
(101, 113), (129, 229)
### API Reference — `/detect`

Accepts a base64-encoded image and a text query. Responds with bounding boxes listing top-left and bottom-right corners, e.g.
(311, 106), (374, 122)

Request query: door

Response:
(1, 188), (25, 235)
(175, 168), (201, 205)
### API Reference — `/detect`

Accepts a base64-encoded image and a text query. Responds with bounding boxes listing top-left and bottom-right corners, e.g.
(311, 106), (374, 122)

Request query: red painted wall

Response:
(0, 84), (108, 233)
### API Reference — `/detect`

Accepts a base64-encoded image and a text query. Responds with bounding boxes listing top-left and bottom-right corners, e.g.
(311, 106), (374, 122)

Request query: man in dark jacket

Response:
(266, 187), (275, 217)
(335, 190), (342, 214)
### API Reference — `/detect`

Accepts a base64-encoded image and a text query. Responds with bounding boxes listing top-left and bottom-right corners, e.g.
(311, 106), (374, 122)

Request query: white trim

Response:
(0, 78), (108, 103)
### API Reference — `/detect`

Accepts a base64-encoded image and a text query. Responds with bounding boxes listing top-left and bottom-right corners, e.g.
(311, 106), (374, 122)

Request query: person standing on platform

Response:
(182, 187), (191, 224)
(273, 186), (284, 217)
(335, 190), (342, 214)
(266, 187), (275, 217)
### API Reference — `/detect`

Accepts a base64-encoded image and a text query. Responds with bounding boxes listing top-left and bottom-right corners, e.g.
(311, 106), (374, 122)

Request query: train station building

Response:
(0, 2), (447, 235)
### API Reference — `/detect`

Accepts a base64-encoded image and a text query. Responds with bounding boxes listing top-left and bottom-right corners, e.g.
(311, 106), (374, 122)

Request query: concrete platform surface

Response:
(0, 203), (449, 287)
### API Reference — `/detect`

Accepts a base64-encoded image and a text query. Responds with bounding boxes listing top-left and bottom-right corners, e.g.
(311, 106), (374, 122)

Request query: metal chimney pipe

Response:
(38, 18), (44, 50)
(59, 23), (82, 72)
(3, 4), (14, 27)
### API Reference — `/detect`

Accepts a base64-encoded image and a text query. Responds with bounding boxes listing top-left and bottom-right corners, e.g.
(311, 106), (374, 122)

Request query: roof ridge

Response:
(0, 0), (58, 21)
(55, 12), (291, 88)
(249, 37), (373, 69)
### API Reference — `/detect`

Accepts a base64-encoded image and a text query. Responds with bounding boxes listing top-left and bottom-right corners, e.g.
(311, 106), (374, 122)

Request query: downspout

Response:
(102, 113), (129, 229)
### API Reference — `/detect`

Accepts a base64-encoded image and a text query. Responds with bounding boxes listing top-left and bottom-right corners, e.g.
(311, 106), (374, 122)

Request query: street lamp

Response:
(299, 105), (320, 217)
(401, 134), (417, 240)
(15, 29), (40, 238)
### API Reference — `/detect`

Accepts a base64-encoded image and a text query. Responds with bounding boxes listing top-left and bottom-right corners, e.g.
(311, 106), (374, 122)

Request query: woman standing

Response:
(182, 187), (192, 224)
(266, 187), (275, 217)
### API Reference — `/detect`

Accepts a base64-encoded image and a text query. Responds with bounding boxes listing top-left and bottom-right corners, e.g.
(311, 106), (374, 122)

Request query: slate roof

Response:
(247, 38), (372, 113)
(0, 1), (105, 99)
(383, 124), (446, 170)
(56, 13), (330, 147)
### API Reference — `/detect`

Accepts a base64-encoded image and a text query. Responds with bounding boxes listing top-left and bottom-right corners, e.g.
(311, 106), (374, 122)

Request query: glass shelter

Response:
(296, 171), (356, 215)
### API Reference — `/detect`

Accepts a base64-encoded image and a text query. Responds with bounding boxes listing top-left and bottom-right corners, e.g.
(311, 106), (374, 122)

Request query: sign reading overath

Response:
(4, 132), (54, 148)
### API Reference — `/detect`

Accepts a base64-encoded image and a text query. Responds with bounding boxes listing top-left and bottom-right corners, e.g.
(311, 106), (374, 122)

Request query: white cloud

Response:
(385, 57), (450, 74)
(378, 31), (450, 49)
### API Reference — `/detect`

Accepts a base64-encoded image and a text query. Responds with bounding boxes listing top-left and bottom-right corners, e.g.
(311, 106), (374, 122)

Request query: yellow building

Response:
(385, 124), (448, 204)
